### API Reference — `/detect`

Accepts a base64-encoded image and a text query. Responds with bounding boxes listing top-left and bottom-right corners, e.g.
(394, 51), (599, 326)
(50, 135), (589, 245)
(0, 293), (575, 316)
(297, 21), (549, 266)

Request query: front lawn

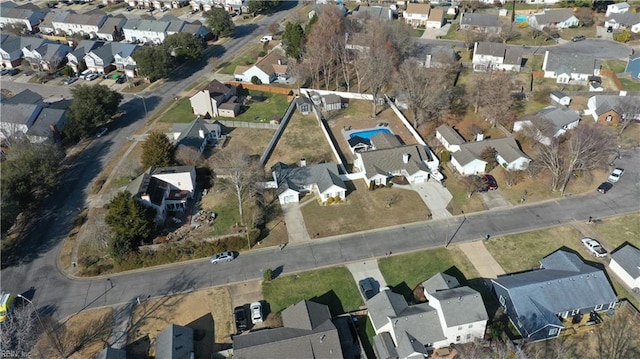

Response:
(601, 59), (627, 74)
(413, 29), (425, 37)
(227, 91), (290, 123)
(262, 266), (363, 316)
(587, 213), (640, 250)
(157, 97), (194, 123)
(217, 44), (266, 75)
(620, 78), (640, 91)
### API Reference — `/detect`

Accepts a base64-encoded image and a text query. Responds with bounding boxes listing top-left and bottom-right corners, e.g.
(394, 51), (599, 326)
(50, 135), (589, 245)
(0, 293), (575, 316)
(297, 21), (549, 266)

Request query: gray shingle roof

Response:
(155, 324), (193, 359)
(535, 106), (581, 129)
(97, 16), (127, 35)
(544, 51), (598, 76)
(271, 162), (346, 195)
(532, 9), (576, 25)
(360, 144), (431, 179)
(429, 286), (488, 327)
(607, 12), (640, 26)
(492, 250), (618, 337)
(461, 13), (500, 27)
(70, 39), (105, 60)
(0, 34), (51, 55)
(611, 244), (640, 280)
(372, 332), (398, 359)
(283, 300), (332, 330)
(2, 89), (43, 105)
(454, 137), (529, 166)
(475, 41), (507, 58)
(323, 94), (341, 105)
(550, 90), (568, 99)
(353, 5), (392, 21)
(94, 347), (126, 359)
(62, 12), (107, 27)
(0, 103), (42, 125)
(422, 272), (460, 295)
(370, 132), (401, 150)
(436, 125), (465, 146)
(171, 117), (220, 149)
(26, 107), (66, 138)
(123, 18), (170, 32)
(590, 95), (639, 116)
(366, 290), (409, 328)
(0, 7), (45, 25)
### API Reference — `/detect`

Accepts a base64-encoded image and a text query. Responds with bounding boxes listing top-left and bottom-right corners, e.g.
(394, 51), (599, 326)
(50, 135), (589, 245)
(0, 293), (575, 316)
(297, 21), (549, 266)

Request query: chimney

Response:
(277, 59), (282, 65)
(402, 153), (410, 163)
(300, 158), (306, 167)
(476, 133), (484, 141)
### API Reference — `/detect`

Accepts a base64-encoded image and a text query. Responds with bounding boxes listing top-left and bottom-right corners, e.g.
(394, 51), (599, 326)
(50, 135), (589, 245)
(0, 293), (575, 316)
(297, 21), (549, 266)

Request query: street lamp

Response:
(16, 294), (65, 358)
(135, 94), (148, 117)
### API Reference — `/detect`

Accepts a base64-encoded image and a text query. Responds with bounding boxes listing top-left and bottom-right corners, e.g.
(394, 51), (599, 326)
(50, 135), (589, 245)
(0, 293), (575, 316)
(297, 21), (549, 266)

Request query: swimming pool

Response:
(349, 128), (392, 140)
(515, 15), (528, 22)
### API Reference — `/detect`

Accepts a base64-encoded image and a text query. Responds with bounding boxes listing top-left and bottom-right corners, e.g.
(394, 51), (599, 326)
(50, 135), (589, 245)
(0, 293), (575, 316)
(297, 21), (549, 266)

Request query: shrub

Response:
(386, 182), (393, 188)
(369, 182), (375, 191)
(251, 75), (262, 85)
(263, 268), (273, 282)
(439, 150), (451, 163)
(326, 197), (335, 205)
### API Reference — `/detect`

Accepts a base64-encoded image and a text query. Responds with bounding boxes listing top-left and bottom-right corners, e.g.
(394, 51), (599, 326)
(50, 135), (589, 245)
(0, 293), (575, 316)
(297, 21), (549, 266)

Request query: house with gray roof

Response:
(168, 116), (222, 153)
(605, 12), (640, 33)
(322, 94), (342, 111)
(1, 34), (51, 68)
(122, 18), (171, 44)
(66, 40), (105, 74)
(52, 12), (108, 37)
(94, 347), (126, 359)
(295, 95), (313, 115)
(528, 9), (579, 30)
(0, 5), (46, 32)
(180, 21), (212, 40)
(435, 125), (466, 152)
(155, 324), (193, 359)
(96, 15), (127, 42)
(0, 103), (42, 140)
(189, 79), (240, 118)
(233, 300), (349, 359)
(422, 272), (460, 300)
(492, 250), (618, 342)
(472, 41), (523, 72)
(84, 42), (139, 75)
(354, 141), (433, 186)
(22, 42), (72, 71)
(609, 244), (640, 291)
(586, 94), (640, 125)
(368, 283), (488, 359)
(550, 91), (571, 106)
(126, 166), (196, 223)
(412, 44), (459, 69)
(542, 50), (600, 84)
(2, 88), (43, 106)
(459, 13), (501, 33)
(352, 5), (394, 23)
(270, 161), (346, 205)
(513, 106), (581, 145)
(39, 10), (70, 35)
(26, 107), (67, 143)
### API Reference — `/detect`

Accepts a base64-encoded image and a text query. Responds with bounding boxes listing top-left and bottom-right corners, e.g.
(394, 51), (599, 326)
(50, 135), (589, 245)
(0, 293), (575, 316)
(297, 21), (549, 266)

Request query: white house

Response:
(426, 8), (446, 29)
(513, 106), (580, 145)
(550, 91), (571, 106)
(609, 245), (640, 291)
(66, 40), (105, 74)
(112, 43), (139, 78)
(168, 117), (222, 153)
(542, 50), (600, 84)
(39, 11), (71, 35)
(52, 13), (108, 38)
(472, 42), (522, 72)
(436, 125), (465, 152)
(96, 16), (127, 42)
(404, 2), (430, 28)
(22, 42), (73, 71)
(270, 161), (347, 205)
(122, 18), (170, 44)
(605, 12), (640, 33)
(189, 79), (240, 118)
(0, 5), (46, 32)
(1, 34), (51, 69)
(234, 50), (288, 84)
(126, 166), (197, 223)
(606, 2), (630, 17)
(528, 9), (579, 30)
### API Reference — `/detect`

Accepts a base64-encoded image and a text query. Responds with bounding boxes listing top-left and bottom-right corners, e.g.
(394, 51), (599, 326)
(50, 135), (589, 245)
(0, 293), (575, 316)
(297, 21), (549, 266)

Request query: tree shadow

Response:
(232, 23), (259, 39)
(310, 290), (344, 317)
(272, 265), (284, 279)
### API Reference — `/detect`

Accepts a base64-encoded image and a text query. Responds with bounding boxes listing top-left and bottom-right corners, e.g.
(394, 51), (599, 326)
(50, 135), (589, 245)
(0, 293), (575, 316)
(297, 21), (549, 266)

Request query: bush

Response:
(326, 197), (335, 205)
(385, 182), (393, 188)
(251, 75), (262, 85)
(263, 268), (273, 282)
(369, 182), (375, 191)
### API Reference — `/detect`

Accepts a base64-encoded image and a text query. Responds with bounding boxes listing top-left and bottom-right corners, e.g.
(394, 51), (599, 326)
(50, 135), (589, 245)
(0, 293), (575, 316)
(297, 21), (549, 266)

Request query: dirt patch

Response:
(128, 287), (234, 358)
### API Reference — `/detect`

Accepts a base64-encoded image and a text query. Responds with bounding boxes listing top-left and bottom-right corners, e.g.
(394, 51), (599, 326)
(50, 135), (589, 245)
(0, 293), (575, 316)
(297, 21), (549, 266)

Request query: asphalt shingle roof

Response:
(422, 272), (460, 295)
(171, 117), (220, 149)
(453, 137), (529, 166)
(2, 89), (43, 105)
(535, 106), (581, 129)
(461, 13), (500, 27)
(271, 162), (346, 195)
(359, 144), (431, 179)
(544, 51), (598, 76)
(532, 9), (575, 25)
(429, 286), (488, 327)
(436, 125), (465, 146)
(26, 107), (66, 138)
(155, 324), (193, 359)
(607, 12), (640, 25)
(611, 244), (640, 280)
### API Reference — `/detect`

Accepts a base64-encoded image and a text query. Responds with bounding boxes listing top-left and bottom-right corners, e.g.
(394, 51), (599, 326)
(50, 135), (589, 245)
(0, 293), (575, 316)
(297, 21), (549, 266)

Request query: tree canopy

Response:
(247, 0), (280, 14)
(282, 22), (306, 59)
(132, 45), (172, 82)
(203, 8), (235, 38)
(141, 130), (176, 169)
(64, 84), (123, 140)
(163, 32), (205, 63)
(105, 191), (156, 259)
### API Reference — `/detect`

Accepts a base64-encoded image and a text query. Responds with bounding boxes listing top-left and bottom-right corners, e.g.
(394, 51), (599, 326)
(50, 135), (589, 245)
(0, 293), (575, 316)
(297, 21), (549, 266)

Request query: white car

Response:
(260, 36), (273, 43)
(210, 251), (235, 264)
(581, 237), (608, 257)
(607, 168), (624, 183)
(250, 302), (263, 324)
(85, 73), (99, 81)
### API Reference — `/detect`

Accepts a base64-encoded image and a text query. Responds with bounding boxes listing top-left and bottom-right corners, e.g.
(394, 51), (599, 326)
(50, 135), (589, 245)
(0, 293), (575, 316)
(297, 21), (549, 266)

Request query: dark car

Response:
(126, 5), (134, 11)
(607, 26), (613, 33)
(482, 174), (498, 190)
(234, 306), (249, 332)
(572, 35), (586, 42)
(358, 278), (377, 300)
(597, 182), (613, 193)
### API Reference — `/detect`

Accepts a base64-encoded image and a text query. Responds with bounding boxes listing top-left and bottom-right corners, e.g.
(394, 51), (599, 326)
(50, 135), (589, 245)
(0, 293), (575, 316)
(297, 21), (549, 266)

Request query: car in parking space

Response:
(597, 182), (613, 193)
(581, 237), (608, 257)
(607, 26), (613, 33)
(210, 251), (235, 264)
(126, 5), (134, 11)
(96, 127), (108, 138)
(607, 168), (624, 183)
(161, 6), (169, 11)
(482, 174), (498, 190)
(1, 68), (19, 76)
(85, 73), (98, 81)
(64, 77), (78, 85)
(572, 35), (586, 42)
(189, 8), (199, 14)
(250, 302), (263, 324)
(358, 278), (377, 300)
(234, 305), (249, 332)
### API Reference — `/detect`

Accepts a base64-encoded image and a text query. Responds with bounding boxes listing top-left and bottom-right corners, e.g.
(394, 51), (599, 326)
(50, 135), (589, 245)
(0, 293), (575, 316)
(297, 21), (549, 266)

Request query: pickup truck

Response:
(581, 237), (608, 257)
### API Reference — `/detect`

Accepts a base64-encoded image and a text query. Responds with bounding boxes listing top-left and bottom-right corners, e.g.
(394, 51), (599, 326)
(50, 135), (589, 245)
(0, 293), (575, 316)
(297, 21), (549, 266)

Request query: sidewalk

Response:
(457, 240), (505, 279)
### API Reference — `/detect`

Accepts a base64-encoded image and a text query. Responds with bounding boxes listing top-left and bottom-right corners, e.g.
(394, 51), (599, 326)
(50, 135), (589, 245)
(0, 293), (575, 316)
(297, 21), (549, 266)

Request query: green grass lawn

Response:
(157, 98), (194, 123)
(620, 78), (640, 91)
(227, 91), (289, 123)
(413, 29), (425, 37)
(217, 44), (265, 75)
(558, 26), (597, 40)
(588, 213), (640, 250)
(601, 59), (627, 74)
(523, 54), (544, 71)
(262, 266), (363, 316)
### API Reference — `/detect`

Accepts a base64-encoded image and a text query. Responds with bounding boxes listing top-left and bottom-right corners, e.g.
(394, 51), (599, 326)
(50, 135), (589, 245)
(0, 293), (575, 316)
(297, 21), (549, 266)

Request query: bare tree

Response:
(497, 24), (520, 44)
(305, 5), (345, 90)
(541, 336), (577, 359)
(176, 146), (203, 166)
(503, 170), (524, 187)
(268, 22), (280, 35)
(214, 152), (261, 226)
(533, 138), (565, 192)
(356, 23), (396, 117)
(0, 305), (40, 355)
(616, 96), (640, 135)
(596, 308), (640, 359)
(473, 72), (517, 127)
(467, 73), (490, 113)
(462, 175), (485, 198)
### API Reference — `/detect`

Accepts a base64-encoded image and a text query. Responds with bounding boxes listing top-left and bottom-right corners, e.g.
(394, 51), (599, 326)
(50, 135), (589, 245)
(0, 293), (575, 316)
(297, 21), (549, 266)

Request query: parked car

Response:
(597, 182), (613, 194)
(126, 5), (134, 11)
(189, 8), (199, 14)
(161, 6), (169, 11)
(250, 302), (263, 324)
(234, 305), (249, 332)
(572, 35), (586, 42)
(85, 73), (98, 81)
(64, 77), (78, 85)
(147, 6), (155, 12)
(607, 168), (624, 183)
(96, 127), (108, 138)
(482, 174), (498, 190)
(358, 278), (377, 300)
(260, 35), (273, 43)
(581, 237), (607, 257)
(210, 251), (235, 264)
(1, 68), (19, 76)
(607, 26), (613, 33)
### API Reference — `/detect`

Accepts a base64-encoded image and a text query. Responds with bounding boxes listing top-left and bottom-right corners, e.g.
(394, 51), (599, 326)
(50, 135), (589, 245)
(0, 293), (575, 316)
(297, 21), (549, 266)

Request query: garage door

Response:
(281, 195), (297, 204)
(413, 175), (426, 183)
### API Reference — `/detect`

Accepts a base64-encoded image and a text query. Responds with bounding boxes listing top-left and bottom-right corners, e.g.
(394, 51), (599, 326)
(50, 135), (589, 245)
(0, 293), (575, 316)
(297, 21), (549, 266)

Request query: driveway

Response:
(421, 24), (451, 40)
(282, 203), (311, 244)
(346, 260), (387, 301)
(480, 190), (511, 210)
(406, 181), (453, 219)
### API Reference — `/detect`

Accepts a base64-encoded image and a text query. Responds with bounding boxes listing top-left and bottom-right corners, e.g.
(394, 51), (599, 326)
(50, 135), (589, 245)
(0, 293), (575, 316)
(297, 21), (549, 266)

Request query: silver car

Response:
(210, 251), (235, 264)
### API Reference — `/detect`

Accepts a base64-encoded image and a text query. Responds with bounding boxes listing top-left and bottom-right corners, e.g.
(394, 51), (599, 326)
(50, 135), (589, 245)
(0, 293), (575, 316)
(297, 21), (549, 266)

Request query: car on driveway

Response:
(597, 182), (613, 193)
(234, 305), (248, 332)
(572, 35), (586, 42)
(607, 168), (624, 183)
(358, 278), (377, 300)
(85, 73), (99, 81)
(250, 302), (263, 324)
(64, 77), (78, 85)
(482, 174), (498, 190)
(581, 237), (607, 257)
(210, 251), (235, 264)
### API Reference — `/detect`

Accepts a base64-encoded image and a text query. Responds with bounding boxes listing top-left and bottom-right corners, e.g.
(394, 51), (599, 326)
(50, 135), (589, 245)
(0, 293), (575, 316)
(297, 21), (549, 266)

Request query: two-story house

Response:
(606, 2), (630, 17)
(1, 34), (51, 69)
(0, 4), (46, 33)
(426, 8), (445, 29)
(84, 42), (139, 75)
(189, 79), (240, 118)
(528, 9), (579, 30)
(605, 12), (640, 33)
(585, 94), (640, 126)
(96, 15), (127, 41)
(459, 13), (501, 33)
(22, 42), (73, 71)
(66, 40), (105, 74)
(112, 43), (139, 78)
(168, 117), (222, 153)
(0, 89), (67, 143)
(122, 18), (170, 44)
(52, 12), (108, 38)
(542, 50), (600, 84)
(39, 11), (71, 35)
(404, 3), (430, 28)
(472, 41), (523, 72)
(234, 50), (289, 84)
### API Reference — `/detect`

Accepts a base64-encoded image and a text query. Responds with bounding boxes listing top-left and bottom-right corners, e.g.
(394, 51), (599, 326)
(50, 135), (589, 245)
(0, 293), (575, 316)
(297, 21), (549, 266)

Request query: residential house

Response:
(39, 11), (71, 35)
(604, 12), (640, 33)
(52, 12), (108, 38)
(542, 50), (600, 84)
(0, 103), (42, 140)
(413, 44), (458, 69)
(95, 347), (126, 359)
(180, 21), (212, 40)
(25, 107), (67, 143)
(322, 94), (342, 111)
(426, 8), (445, 29)
(0, 89), (66, 143)
(155, 324), (193, 359)
(122, 18), (170, 44)
(96, 15), (127, 41)
(0, 5), (46, 32)
(233, 300), (352, 358)
(404, 3), (430, 27)
(528, 9), (579, 30)
(585, 94), (640, 125)
(66, 40), (105, 74)
(294, 96), (313, 115)
(368, 282), (488, 359)
(189, 79), (240, 118)
(492, 250), (618, 342)
(126, 166), (197, 223)
(513, 106), (581, 145)
(22, 42), (73, 71)
(112, 43), (139, 78)
(271, 161), (347, 204)
(609, 244), (640, 291)
(606, 2), (630, 17)
(85, 42), (138, 75)
(354, 135), (435, 186)
(348, 136), (372, 153)
(459, 13), (501, 33)
(625, 54), (640, 80)
(435, 126), (530, 175)
(351, 5), (394, 23)
(472, 41), (523, 72)
(1, 34), (51, 68)
(168, 117), (222, 153)
(421, 272), (460, 300)
(234, 50), (288, 84)
(550, 91), (571, 106)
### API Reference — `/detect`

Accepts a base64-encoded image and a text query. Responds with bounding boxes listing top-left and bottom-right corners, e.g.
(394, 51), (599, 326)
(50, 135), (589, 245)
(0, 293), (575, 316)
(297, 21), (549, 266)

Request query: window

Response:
(595, 304), (603, 311)
(456, 336), (461, 342)
(499, 295), (506, 306)
(458, 326), (462, 331)
(549, 328), (559, 336)
(606, 115), (613, 122)
(466, 334), (471, 340)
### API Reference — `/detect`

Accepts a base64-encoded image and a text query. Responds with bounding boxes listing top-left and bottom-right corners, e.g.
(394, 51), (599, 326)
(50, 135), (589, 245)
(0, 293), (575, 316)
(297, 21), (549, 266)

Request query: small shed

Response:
(498, 8), (508, 17)
(550, 91), (571, 106)
(322, 94), (342, 111)
(295, 96), (312, 115)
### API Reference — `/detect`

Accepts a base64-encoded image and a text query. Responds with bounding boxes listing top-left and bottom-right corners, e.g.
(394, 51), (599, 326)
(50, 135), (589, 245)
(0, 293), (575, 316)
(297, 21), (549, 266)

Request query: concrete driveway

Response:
(282, 203), (311, 244)
(421, 24), (451, 40)
(405, 181), (453, 219)
(480, 190), (511, 210)
(346, 260), (387, 301)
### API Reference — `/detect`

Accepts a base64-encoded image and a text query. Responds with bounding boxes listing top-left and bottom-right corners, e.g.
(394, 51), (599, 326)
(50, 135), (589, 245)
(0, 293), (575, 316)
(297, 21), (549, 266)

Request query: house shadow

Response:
(232, 23), (259, 39)
(187, 313), (215, 358)
(441, 266), (501, 320)
(310, 290), (344, 317)
(125, 334), (150, 359)
(390, 282), (413, 304)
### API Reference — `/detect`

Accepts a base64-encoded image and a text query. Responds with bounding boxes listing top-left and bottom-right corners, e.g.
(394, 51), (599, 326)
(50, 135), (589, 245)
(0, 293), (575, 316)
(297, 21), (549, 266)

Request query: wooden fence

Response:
(601, 69), (624, 91)
(226, 82), (294, 96)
